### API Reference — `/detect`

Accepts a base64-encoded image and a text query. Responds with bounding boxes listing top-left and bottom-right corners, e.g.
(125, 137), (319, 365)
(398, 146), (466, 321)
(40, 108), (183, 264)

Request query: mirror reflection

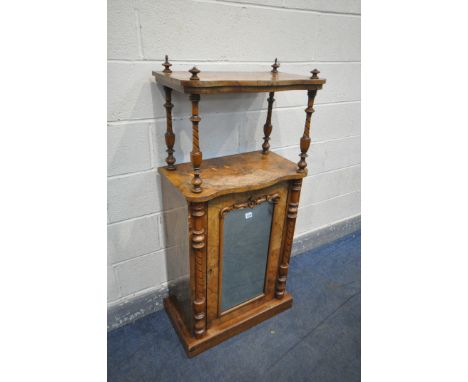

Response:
(220, 201), (273, 312)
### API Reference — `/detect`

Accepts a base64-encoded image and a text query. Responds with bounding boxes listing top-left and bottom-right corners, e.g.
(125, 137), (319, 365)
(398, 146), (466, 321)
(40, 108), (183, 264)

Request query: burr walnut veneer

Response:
(153, 57), (325, 357)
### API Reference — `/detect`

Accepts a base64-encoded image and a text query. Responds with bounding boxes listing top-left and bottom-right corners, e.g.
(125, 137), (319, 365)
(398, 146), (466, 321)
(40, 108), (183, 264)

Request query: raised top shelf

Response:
(153, 71), (326, 94)
(159, 151), (305, 202)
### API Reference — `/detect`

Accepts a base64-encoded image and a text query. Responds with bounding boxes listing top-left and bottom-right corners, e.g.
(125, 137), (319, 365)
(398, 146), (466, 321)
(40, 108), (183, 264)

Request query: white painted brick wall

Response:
(107, 171), (161, 223)
(108, 214), (161, 263)
(107, 122), (152, 176)
(107, 0), (361, 307)
(114, 249), (168, 296)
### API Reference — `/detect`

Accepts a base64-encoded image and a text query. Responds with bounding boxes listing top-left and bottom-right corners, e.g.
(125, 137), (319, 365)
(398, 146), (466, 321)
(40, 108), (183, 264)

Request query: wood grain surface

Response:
(158, 151), (305, 202)
(153, 71), (326, 94)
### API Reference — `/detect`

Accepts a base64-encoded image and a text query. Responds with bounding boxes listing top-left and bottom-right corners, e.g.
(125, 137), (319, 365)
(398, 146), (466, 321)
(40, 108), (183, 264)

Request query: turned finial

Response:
(189, 66), (200, 81)
(162, 55), (172, 73)
(310, 68), (320, 79)
(271, 58), (280, 73)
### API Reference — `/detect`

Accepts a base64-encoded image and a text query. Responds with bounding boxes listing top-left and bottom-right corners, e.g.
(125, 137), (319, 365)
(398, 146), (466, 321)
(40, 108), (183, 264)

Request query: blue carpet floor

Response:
(108, 230), (361, 382)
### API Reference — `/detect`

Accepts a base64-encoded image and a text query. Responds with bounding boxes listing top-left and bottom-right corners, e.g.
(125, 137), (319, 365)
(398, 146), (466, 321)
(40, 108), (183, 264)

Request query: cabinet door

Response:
(206, 182), (288, 325)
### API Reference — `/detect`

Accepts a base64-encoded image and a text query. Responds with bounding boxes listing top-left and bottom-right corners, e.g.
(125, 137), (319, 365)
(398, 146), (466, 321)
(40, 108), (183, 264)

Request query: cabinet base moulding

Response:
(164, 293), (293, 357)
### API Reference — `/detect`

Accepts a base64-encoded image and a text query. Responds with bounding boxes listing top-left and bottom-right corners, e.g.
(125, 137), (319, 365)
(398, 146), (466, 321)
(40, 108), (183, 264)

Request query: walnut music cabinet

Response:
(153, 57), (325, 357)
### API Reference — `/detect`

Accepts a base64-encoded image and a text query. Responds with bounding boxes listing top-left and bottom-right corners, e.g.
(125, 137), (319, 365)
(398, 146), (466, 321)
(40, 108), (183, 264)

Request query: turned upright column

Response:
(189, 202), (207, 338)
(262, 59), (280, 154)
(277, 68), (321, 298)
(275, 179), (302, 299)
(163, 86), (176, 170)
(297, 69), (320, 173)
(262, 92), (275, 154)
(188, 67), (203, 193)
(161, 56), (176, 170)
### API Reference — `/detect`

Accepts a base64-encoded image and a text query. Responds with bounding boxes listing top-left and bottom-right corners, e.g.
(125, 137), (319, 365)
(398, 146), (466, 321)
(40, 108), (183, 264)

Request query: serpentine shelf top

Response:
(153, 71), (326, 94)
(158, 151), (305, 202)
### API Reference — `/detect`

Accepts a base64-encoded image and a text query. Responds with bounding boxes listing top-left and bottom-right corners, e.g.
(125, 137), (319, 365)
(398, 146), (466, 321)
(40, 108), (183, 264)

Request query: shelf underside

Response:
(158, 151), (305, 202)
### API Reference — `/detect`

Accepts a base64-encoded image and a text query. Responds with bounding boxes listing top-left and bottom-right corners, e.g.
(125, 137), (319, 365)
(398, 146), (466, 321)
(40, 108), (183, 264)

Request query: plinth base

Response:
(164, 293), (293, 357)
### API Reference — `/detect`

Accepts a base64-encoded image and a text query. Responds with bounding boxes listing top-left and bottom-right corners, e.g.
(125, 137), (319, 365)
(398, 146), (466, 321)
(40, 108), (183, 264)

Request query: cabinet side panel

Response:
(161, 176), (192, 330)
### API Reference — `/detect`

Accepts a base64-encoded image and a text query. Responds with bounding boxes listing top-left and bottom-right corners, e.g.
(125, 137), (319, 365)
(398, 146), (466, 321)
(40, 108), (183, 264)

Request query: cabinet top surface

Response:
(159, 151), (305, 202)
(153, 71), (326, 94)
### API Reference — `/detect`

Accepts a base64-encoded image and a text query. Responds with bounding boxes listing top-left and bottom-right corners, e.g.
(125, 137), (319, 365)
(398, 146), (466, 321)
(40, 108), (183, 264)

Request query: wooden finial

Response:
(271, 58), (280, 73)
(189, 66), (200, 81)
(162, 55), (172, 73)
(310, 68), (320, 79)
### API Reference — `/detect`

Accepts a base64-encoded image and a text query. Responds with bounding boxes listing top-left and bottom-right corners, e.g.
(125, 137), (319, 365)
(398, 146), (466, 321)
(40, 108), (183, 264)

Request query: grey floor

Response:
(108, 230), (361, 382)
